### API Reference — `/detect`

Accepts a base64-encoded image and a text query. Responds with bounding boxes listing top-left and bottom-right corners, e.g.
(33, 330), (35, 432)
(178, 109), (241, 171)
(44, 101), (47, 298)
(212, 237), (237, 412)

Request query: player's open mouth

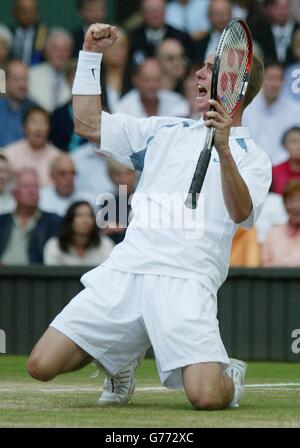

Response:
(197, 86), (208, 98)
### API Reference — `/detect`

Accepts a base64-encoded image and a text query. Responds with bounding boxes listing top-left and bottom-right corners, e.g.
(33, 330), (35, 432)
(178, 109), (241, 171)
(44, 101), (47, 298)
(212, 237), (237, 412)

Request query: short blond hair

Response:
(242, 53), (265, 109)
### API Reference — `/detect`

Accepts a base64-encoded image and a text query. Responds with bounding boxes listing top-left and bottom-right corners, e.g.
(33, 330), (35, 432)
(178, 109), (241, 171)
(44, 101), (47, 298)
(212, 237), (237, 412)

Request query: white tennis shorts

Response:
(50, 266), (229, 389)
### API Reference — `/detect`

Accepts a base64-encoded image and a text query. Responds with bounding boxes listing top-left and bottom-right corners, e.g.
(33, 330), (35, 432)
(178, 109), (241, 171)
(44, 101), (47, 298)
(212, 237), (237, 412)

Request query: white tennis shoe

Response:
(224, 358), (247, 409)
(97, 359), (139, 407)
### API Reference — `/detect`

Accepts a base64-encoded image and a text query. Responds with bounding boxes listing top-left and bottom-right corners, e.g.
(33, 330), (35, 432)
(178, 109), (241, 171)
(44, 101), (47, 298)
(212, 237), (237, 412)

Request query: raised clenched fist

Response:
(83, 24), (118, 53)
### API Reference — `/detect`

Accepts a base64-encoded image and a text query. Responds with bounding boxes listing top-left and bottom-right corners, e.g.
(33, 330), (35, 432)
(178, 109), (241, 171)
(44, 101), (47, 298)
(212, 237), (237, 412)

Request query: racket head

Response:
(210, 18), (253, 117)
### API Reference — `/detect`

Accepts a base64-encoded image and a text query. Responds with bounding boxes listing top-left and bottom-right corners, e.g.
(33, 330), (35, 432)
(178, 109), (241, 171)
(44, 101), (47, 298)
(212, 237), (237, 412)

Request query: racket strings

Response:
(218, 24), (250, 115)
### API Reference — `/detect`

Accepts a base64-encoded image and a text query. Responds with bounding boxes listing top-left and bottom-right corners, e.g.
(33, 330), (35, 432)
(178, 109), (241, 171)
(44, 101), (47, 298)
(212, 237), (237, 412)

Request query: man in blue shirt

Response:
(0, 60), (33, 148)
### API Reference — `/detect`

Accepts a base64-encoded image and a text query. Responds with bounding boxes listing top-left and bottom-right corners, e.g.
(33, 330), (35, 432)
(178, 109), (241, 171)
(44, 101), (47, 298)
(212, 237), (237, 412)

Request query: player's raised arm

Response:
(72, 24), (118, 143)
(205, 99), (253, 224)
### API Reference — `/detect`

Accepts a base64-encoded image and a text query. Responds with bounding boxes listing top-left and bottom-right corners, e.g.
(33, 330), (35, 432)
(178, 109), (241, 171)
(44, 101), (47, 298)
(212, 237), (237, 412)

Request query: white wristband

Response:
(72, 51), (103, 95)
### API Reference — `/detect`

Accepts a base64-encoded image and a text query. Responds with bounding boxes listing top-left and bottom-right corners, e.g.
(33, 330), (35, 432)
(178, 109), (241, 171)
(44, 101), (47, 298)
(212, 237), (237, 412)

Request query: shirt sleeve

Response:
(238, 146), (272, 229)
(96, 112), (172, 170)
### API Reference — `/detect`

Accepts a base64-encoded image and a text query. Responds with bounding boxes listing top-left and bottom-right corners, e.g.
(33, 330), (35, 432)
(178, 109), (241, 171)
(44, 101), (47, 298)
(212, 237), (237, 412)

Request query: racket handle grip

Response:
(185, 148), (212, 209)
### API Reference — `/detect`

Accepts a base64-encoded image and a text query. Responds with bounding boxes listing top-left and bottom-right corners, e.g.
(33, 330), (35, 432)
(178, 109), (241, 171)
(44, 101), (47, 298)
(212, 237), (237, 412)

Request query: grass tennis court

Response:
(1, 356), (300, 428)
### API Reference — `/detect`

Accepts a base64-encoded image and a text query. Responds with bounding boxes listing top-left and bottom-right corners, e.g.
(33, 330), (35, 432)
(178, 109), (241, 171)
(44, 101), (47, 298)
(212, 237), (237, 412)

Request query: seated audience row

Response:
(1, 165), (300, 268)
(262, 179), (300, 266)
(230, 179), (300, 267)
(5, 0), (300, 69)
(0, 168), (116, 266)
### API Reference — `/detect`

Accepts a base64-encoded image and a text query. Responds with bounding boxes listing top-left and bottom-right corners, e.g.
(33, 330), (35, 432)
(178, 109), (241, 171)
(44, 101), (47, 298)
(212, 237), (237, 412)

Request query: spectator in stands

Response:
(129, 0), (193, 68)
(262, 179), (300, 266)
(0, 60), (34, 147)
(71, 142), (116, 203)
(283, 29), (300, 102)
(242, 61), (300, 165)
(272, 127), (300, 194)
(0, 168), (60, 265)
(0, 153), (16, 214)
(193, 0), (232, 64)
(255, 191), (288, 243)
(11, 0), (48, 66)
(39, 154), (95, 217)
(4, 106), (62, 187)
(44, 201), (114, 266)
(102, 28), (132, 113)
(115, 58), (189, 117)
(156, 38), (187, 94)
(73, 0), (107, 56)
(0, 25), (13, 69)
(230, 0), (265, 31)
(102, 159), (137, 245)
(29, 28), (73, 113)
(165, 0), (210, 39)
(230, 227), (261, 267)
(253, 0), (300, 66)
(49, 61), (86, 151)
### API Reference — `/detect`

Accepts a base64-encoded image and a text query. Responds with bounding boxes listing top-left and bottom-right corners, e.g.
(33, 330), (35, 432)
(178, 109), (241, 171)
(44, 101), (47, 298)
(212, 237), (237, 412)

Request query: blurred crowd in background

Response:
(1, 0), (300, 268)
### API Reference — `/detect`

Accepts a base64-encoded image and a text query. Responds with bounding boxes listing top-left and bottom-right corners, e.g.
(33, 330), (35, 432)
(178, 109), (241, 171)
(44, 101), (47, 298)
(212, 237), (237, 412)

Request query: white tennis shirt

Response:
(85, 112), (271, 295)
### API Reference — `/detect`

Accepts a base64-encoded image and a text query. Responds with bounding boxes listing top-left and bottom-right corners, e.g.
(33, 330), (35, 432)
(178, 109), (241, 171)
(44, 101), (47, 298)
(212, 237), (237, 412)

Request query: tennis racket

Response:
(185, 18), (253, 209)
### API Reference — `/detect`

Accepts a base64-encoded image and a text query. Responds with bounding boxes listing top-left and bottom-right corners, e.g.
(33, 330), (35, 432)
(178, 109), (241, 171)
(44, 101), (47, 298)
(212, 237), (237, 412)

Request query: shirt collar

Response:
(272, 21), (294, 36)
(13, 209), (41, 232)
(145, 27), (166, 42)
(188, 116), (251, 138)
(6, 97), (31, 113)
(229, 126), (251, 139)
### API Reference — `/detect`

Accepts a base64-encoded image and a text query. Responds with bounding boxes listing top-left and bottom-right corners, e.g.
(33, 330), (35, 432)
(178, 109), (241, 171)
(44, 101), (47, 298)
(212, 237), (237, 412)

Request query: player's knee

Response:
(189, 388), (221, 411)
(27, 354), (56, 382)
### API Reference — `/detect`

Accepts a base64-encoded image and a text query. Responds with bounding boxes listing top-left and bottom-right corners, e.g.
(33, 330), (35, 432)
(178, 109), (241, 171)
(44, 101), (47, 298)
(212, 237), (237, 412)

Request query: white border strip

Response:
(1, 383), (300, 394)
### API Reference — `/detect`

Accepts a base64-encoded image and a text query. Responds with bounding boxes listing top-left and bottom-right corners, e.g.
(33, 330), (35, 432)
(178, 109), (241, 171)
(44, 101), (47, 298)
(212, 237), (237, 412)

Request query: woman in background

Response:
(262, 180), (300, 266)
(101, 28), (131, 112)
(4, 106), (61, 187)
(44, 201), (114, 266)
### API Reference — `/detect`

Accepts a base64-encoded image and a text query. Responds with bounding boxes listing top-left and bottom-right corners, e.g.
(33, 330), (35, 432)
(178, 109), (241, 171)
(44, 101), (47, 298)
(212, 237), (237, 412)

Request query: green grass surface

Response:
(0, 356), (300, 428)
